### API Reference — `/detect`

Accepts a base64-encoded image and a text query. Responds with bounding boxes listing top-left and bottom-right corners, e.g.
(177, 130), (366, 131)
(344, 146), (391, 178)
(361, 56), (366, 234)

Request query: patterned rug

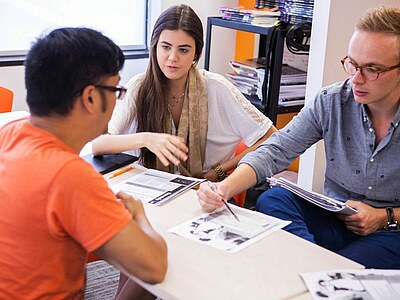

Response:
(85, 260), (120, 300)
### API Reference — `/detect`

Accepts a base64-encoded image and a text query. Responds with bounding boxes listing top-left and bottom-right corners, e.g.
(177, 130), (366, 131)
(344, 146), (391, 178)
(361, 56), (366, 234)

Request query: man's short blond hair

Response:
(356, 5), (400, 35)
(356, 5), (400, 61)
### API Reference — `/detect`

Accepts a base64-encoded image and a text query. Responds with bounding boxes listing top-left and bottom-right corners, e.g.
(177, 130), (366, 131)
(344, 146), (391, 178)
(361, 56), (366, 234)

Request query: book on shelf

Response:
(226, 71), (258, 96)
(278, 99), (305, 107)
(267, 177), (357, 215)
(226, 72), (259, 85)
(228, 61), (259, 78)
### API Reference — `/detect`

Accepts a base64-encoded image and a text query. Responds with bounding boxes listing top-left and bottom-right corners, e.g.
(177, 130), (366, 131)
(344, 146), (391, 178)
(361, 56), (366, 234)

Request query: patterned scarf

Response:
(156, 66), (208, 178)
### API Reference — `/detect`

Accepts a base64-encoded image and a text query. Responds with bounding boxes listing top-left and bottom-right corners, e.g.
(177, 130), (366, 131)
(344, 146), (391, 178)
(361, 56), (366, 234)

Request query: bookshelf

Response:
(204, 17), (304, 125)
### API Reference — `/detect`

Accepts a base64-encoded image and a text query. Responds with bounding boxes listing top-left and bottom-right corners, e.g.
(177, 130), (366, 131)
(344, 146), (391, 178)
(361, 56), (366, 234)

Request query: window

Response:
(0, 0), (149, 65)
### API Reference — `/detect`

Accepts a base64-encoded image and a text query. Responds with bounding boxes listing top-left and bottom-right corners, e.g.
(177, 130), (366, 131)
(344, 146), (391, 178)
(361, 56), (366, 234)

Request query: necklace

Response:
(168, 92), (185, 110)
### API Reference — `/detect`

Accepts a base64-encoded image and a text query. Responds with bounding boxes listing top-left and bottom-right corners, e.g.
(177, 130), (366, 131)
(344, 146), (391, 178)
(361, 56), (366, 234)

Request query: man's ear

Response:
(80, 85), (97, 113)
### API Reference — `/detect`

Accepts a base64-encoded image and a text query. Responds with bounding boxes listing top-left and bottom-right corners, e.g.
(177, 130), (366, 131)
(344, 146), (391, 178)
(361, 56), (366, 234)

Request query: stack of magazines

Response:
(278, 0), (314, 25)
(255, 0), (314, 25)
(227, 57), (307, 106)
(267, 177), (358, 215)
(220, 6), (281, 27)
(255, 0), (280, 10)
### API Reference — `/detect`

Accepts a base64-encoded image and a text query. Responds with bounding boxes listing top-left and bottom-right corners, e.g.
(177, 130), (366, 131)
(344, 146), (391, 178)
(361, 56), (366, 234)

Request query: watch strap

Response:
(385, 207), (399, 231)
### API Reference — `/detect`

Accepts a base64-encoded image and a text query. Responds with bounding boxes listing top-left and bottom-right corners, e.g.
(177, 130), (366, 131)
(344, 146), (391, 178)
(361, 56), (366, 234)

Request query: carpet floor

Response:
(85, 260), (120, 299)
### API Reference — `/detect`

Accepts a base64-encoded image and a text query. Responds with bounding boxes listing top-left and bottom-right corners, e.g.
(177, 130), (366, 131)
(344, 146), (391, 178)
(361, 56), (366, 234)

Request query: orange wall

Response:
(236, 0), (256, 60)
(277, 113), (299, 172)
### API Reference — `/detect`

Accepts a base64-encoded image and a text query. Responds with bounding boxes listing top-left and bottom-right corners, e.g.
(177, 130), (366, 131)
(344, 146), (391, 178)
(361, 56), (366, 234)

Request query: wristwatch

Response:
(212, 163), (228, 181)
(384, 207), (399, 231)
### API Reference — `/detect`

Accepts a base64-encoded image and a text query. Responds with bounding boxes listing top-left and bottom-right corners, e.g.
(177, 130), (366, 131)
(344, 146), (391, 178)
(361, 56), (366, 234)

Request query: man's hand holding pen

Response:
(196, 181), (240, 221)
(196, 181), (226, 212)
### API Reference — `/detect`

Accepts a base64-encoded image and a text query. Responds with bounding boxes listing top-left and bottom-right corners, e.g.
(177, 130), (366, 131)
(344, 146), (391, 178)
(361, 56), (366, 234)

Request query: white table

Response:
(0, 111), (29, 127)
(108, 169), (364, 300)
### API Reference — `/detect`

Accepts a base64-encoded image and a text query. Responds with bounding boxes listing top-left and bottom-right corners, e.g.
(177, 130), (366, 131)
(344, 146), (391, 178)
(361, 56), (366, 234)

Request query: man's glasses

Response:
(341, 56), (400, 81)
(94, 85), (127, 100)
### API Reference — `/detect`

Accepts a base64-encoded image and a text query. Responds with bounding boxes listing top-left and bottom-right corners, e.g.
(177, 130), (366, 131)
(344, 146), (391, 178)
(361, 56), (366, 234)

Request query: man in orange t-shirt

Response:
(0, 28), (167, 299)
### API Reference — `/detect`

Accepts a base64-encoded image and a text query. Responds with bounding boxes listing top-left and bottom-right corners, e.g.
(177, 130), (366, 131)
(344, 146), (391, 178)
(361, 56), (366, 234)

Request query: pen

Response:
(108, 166), (134, 179)
(207, 181), (240, 222)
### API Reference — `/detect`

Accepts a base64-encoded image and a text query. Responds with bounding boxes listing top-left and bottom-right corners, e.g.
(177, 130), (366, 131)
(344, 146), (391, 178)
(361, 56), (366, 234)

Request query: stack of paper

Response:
(278, 0), (314, 25)
(220, 6), (281, 27)
(267, 177), (357, 215)
(254, 0), (314, 25)
(227, 57), (307, 106)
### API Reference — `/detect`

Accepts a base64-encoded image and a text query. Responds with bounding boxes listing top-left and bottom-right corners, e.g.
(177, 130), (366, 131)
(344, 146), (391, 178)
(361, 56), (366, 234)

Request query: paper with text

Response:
(168, 207), (290, 253)
(112, 168), (204, 205)
(301, 269), (400, 300)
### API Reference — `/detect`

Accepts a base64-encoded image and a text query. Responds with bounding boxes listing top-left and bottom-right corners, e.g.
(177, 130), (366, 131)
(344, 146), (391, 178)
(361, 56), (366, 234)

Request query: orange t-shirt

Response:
(0, 119), (131, 299)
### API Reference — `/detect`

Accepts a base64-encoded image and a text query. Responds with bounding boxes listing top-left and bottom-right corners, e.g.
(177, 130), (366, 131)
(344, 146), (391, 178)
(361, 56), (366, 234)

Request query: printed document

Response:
(169, 207), (290, 253)
(111, 167), (204, 205)
(267, 177), (357, 215)
(301, 269), (400, 300)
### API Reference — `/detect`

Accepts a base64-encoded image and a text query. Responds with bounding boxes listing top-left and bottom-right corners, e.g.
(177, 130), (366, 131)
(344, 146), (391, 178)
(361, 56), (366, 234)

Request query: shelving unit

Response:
(204, 17), (303, 125)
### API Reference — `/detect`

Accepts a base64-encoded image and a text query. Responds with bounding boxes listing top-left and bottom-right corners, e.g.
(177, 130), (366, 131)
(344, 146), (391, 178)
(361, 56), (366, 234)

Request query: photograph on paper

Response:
(111, 168), (204, 205)
(301, 269), (400, 300)
(168, 207), (290, 253)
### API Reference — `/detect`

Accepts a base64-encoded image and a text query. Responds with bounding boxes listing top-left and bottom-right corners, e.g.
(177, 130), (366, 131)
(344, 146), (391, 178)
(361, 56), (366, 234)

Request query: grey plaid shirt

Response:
(240, 78), (400, 207)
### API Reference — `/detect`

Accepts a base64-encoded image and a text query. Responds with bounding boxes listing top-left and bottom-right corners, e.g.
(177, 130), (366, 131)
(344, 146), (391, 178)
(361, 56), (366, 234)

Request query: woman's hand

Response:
(144, 133), (188, 166)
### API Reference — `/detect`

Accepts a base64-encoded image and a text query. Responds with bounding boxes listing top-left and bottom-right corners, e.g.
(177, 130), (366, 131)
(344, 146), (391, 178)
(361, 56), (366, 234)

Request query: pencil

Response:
(207, 181), (240, 222)
(108, 166), (134, 179)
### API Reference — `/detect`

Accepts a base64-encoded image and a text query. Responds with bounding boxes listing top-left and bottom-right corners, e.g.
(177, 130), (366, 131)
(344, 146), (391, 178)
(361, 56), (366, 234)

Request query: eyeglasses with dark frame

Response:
(341, 56), (400, 81)
(94, 85), (127, 100)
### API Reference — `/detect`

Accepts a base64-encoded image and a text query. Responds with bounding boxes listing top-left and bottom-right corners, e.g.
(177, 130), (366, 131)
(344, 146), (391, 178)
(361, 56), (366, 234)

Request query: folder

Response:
(82, 153), (138, 174)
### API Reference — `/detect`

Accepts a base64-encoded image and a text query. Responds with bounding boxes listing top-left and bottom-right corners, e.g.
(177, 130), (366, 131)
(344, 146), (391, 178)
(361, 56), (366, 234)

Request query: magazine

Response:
(267, 177), (357, 215)
(169, 207), (290, 253)
(111, 167), (204, 205)
(301, 269), (400, 300)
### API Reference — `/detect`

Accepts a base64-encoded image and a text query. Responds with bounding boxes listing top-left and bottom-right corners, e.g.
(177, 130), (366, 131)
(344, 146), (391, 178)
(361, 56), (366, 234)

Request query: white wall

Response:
(0, 59), (149, 112)
(298, 0), (400, 192)
(161, 0), (238, 75)
(0, 0), (236, 111)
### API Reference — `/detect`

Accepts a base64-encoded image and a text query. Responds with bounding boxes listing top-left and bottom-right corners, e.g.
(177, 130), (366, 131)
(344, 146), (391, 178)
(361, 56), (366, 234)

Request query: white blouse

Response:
(108, 69), (272, 172)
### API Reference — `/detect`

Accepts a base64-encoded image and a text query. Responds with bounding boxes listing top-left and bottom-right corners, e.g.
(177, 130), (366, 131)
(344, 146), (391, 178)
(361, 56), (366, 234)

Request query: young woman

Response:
(92, 4), (277, 182)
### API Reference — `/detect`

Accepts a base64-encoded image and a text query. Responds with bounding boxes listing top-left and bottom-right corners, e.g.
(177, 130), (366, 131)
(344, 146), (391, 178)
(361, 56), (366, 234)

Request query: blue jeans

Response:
(256, 187), (400, 269)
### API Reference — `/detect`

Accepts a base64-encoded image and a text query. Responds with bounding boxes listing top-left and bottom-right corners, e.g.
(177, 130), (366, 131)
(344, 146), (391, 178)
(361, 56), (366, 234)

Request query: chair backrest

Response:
(0, 86), (14, 112)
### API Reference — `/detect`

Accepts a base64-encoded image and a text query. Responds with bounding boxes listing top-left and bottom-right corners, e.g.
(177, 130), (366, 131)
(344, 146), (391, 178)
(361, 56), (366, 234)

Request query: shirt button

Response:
(370, 158), (374, 163)
(369, 128), (374, 132)
(368, 186), (373, 190)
